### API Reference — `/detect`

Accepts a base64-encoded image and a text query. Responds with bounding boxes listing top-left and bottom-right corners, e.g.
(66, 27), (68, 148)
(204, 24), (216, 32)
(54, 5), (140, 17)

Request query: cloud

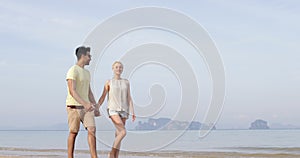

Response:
(272, 114), (279, 119)
(0, 0), (98, 48)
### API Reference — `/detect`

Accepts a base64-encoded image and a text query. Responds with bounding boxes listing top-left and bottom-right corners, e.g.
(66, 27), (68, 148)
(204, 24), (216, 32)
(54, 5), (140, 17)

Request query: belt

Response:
(67, 105), (84, 109)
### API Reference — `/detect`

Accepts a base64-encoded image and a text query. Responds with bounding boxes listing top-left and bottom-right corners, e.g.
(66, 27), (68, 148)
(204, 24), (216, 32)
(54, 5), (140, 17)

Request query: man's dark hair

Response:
(75, 46), (91, 60)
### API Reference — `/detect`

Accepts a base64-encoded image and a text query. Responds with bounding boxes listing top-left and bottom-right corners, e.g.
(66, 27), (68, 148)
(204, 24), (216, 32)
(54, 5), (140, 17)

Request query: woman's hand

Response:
(132, 114), (136, 122)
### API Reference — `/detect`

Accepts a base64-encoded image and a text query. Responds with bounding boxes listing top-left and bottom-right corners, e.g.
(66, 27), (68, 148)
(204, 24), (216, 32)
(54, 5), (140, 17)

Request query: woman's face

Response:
(113, 63), (123, 75)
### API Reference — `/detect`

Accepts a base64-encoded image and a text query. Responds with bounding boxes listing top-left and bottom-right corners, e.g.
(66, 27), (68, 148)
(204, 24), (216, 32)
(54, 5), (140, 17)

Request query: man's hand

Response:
(84, 102), (95, 112)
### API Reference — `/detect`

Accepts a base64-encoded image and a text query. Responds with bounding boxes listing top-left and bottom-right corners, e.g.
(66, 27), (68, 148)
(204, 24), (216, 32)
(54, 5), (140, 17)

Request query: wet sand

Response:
(1, 150), (300, 158)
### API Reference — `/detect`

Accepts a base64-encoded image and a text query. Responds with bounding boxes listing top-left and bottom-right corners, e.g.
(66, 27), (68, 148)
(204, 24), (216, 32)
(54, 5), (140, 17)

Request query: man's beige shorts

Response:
(67, 107), (95, 133)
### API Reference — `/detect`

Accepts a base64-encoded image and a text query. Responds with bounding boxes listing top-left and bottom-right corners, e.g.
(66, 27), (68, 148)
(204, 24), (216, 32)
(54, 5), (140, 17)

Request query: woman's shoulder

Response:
(122, 78), (130, 84)
(105, 79), (111, 85)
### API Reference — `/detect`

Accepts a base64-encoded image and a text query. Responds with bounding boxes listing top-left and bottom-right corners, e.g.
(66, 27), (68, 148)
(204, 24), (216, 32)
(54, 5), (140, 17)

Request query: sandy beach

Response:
(1, 148), (300, 158)
(1, 130), (300, 158)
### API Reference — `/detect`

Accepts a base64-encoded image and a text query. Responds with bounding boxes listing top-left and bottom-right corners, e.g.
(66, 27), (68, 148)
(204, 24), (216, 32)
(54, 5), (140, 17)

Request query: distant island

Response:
(2, 118), (300, 131)
(249, 119), (270, 130)
(135, 117), (216, 130)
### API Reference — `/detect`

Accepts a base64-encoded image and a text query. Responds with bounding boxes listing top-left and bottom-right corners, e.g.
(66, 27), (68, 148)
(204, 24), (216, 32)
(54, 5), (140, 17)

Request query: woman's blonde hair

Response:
(112, 61), (123, 69)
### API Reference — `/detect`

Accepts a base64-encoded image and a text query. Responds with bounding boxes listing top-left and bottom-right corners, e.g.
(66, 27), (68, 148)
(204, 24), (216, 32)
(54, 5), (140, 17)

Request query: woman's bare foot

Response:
(108, 152), (114, 158)
(108, 148), (117, 158)
(115, 148), (120, 158)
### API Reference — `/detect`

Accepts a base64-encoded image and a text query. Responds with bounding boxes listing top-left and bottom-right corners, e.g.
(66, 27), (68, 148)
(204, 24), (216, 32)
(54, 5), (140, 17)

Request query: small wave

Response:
(220, 146), (300, 154)
(1, 147), (300, 158)
(0, 147), (66, 152)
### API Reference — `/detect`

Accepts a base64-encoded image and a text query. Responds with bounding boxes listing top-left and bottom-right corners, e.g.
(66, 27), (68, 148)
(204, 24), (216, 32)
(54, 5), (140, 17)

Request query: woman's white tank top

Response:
(107, 79), (129, 112)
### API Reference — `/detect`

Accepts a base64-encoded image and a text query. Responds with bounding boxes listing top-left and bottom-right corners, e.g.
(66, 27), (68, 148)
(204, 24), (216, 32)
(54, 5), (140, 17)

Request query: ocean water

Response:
(1, 129), (300, 157)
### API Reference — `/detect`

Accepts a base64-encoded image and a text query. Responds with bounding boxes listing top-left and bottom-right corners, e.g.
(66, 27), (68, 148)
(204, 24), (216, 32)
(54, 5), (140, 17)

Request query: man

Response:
(66, 46), (100, 158)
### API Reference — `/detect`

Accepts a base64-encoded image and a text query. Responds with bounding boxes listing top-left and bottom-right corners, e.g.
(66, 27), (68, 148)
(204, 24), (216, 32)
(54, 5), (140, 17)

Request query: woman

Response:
(97, 61), (136, 158)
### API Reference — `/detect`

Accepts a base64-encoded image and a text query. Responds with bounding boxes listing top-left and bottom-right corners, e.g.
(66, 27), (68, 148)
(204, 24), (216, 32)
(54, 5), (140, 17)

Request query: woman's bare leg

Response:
(109, 115), (126, 158)
(114, 118), (126, 158)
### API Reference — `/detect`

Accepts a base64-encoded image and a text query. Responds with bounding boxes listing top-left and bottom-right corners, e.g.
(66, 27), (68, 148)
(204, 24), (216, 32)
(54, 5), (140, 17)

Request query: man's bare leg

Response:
(87, 126), (98, 158)
(68, 132), (78, 158)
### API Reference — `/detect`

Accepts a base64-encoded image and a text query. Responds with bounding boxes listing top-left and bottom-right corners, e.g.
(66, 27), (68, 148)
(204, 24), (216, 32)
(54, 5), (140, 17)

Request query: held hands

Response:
(94, 104), (101, 117)
(94, 109), (101, 117)
(84, 103), (101, 117)
(94, 103), (101, 117)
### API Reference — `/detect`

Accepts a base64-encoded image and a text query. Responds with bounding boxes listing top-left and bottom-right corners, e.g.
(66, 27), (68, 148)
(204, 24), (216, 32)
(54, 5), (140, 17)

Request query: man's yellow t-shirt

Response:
(66, 65), (90, 106)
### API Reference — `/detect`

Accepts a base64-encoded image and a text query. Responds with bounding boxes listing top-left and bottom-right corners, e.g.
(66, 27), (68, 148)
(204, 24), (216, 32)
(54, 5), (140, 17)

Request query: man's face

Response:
(84, 51), (92, 65)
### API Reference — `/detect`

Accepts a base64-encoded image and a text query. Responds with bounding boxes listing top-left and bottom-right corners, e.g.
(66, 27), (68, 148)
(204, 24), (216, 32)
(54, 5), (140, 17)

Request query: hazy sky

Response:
(0, 0), (299, 129)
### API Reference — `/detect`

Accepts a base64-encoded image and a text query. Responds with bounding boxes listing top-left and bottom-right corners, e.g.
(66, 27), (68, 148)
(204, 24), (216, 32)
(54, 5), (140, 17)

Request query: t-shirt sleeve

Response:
(66, 66), (77, 81)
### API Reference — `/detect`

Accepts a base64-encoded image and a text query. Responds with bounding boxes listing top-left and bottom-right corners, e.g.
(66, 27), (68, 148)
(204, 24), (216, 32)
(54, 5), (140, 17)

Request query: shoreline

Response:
(1, 153), (300, 158)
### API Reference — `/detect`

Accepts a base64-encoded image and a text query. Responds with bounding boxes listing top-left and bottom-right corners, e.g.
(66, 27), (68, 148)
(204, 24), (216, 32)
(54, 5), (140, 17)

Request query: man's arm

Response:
(88, 85), (96, 104)
(67, 79), (94, 111)
(88, 85), (101, 116)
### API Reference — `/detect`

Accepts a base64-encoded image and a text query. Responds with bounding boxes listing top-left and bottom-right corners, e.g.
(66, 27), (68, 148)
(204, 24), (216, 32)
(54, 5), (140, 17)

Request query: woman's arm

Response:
(94, 80), (109, 117)
(127, 81), (136, 122)
(96, 80), (110, 109)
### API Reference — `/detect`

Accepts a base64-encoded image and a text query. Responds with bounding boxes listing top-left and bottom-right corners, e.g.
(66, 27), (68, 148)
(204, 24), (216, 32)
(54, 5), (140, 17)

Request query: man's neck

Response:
(76, 61), (85, 68)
